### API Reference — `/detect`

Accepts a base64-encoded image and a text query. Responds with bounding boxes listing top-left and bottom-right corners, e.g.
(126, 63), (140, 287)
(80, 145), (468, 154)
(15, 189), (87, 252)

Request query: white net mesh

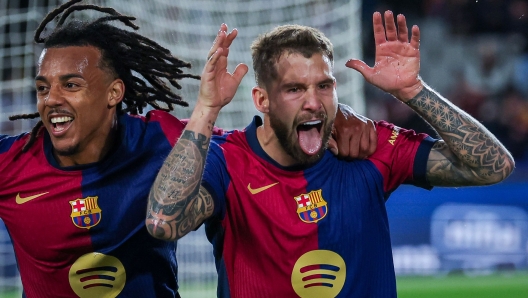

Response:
(0, 0), (362, 296)
(119, 0), (365, 130)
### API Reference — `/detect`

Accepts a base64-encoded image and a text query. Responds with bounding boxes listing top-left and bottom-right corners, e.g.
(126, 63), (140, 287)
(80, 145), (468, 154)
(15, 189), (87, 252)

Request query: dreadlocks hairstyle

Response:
(10, 0), (200, 152)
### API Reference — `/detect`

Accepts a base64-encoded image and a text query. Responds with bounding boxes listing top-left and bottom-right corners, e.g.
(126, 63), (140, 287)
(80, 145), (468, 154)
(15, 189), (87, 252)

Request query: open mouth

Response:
(50, 116), (74, 133)
(297, 120), (323, 155)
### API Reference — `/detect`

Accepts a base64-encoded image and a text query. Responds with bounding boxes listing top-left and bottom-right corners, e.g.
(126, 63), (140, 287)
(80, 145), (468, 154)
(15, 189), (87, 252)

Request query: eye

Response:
(319, 83), (331, 90)
(65, 82), (77, 88)
(287, 87), (300, 93)
(35, 85), (48, 93)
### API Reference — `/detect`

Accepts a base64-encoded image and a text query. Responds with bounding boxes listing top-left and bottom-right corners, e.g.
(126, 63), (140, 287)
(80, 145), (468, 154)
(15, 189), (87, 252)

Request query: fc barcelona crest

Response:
(69, 196), (102, 229)
(293, 189), (328, 223)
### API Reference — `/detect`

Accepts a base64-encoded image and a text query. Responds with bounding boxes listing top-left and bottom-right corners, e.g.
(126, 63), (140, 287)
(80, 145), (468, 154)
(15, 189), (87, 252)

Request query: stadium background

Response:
(1, 0), (527, 297)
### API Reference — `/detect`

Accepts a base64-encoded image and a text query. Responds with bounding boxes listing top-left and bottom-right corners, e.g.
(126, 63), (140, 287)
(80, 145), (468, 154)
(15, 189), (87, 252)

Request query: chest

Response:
(223, 156), (387, 244)
(0, 154), (162, 260)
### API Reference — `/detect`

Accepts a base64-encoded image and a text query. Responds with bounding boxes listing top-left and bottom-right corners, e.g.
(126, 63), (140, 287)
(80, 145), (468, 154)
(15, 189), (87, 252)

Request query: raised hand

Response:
(198, 24), (248, 111)
(346, 11), (422, 102)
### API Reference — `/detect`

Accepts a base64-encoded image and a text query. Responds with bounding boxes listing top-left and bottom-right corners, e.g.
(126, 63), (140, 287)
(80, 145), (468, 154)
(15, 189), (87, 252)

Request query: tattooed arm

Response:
(406, 84), (514, 186)
(146, 24), (248, 241)
(346, 11), (514, 187)
(146, 129), (216, 241)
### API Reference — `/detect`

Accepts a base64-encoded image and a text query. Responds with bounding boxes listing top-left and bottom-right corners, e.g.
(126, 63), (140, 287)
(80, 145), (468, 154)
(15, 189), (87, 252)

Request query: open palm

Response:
(347, 11), (422, 101)
(199, 24), (248, 110)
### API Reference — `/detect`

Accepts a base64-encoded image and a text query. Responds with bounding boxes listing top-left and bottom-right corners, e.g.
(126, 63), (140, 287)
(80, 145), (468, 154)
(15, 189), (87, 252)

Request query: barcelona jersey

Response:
(203, 116), (436, 298)
(0, 111), (185, 298)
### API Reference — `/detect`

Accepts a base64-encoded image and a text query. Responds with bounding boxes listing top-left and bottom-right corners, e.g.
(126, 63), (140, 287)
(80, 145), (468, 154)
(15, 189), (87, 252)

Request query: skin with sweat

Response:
(35, 46), (124, 167)
(255, 52), (338, 166)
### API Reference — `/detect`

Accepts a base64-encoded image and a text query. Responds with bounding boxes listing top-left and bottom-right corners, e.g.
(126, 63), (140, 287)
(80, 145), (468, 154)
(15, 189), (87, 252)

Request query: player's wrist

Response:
(187, 102), (221, 133)
(193, 101), (222, 117)
(393, 79), (424, 103)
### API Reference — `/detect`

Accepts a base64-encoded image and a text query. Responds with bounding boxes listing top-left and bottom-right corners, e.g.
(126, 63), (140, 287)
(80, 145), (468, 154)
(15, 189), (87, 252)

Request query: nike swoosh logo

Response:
(247, 182), (279, 195)
(16, 192), (49, 204)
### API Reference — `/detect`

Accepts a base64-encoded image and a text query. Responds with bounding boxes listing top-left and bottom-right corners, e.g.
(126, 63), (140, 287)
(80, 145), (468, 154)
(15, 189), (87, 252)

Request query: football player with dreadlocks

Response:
(0, 1), (377, 297)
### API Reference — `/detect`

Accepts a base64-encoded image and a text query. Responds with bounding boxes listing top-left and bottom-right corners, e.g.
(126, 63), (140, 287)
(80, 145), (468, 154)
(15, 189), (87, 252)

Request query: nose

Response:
(44, 84), (65, 107)
(302, 87), (322, 112)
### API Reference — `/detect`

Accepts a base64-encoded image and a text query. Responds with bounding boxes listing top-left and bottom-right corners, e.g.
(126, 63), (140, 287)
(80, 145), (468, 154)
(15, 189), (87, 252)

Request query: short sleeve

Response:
(202, 137), (230, 220)
(145, 110), (186, 147)
(368, 121), (437, 193)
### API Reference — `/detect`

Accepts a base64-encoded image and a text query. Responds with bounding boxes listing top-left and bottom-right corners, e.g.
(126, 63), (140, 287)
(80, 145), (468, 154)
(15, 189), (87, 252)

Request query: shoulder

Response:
(145, 110), (185, 128)
(122, 110), (184, 126)
(207, 129), (253, 167)
(212, 128), (246, 145)
(0, 133), (31, 154)
(374, 120), (433, 152)
(375, 121), (429, 142)
(369, 121), (436, 192)
(123, 111), (186, 146)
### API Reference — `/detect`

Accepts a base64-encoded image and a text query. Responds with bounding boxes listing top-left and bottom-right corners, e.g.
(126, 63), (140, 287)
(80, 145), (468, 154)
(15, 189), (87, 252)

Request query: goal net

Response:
(0, 0), (362, 296)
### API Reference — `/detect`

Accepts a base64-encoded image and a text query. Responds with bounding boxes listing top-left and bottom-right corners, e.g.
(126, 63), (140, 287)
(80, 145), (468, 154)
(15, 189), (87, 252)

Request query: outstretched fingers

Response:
(410, 25), (420, 50)
(345, 58), (373, 78)
(203, 47), (224, 78)
(397, 14), (409, 43)
(374, 11), (415, 46)
(372, 12), (386, 46)
(207, 29), (226, 60)
(232, 63), (249, 84)
(226, 28), (237, 44)
(384, 11), (397, 41)
(207, 23), (232, 59)
(396, 13), (420, 49)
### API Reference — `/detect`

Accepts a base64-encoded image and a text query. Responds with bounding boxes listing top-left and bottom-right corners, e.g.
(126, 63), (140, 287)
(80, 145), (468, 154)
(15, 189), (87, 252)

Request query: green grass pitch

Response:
(2, 272), (527, 297)
(397, 272), (528, 298)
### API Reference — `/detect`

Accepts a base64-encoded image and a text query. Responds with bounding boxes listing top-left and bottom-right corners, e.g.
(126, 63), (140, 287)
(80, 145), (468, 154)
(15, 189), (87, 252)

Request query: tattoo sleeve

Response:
(405, 85), (514, 186)
(146, 130), (215, 241)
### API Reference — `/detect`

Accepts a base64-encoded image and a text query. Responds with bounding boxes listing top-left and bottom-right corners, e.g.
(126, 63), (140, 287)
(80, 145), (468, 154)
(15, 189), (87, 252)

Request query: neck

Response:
(54, 116), (119, 167)
(256, 117), (298, 167)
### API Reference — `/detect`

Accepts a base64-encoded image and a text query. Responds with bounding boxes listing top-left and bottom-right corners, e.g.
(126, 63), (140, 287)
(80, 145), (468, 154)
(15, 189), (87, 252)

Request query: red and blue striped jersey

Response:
(0, 110), (185, 298)
(203, 116), (436, 298)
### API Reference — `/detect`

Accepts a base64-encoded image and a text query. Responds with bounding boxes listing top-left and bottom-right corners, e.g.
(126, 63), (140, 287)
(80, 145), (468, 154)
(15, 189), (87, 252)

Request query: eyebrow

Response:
(318, 78), (336, 85)
(281, 82), (303, 89)
(35, 73), (85, 82)
(281, 78), (335, 89)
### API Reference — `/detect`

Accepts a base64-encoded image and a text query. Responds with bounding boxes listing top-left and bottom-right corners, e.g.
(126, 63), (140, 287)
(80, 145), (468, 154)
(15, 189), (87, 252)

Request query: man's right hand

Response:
(198, 23), (248, 113)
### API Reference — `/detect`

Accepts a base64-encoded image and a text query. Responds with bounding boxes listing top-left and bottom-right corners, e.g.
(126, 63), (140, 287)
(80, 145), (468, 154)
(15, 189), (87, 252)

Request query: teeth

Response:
(302, 120), (321, 126)
(51, 116), (73, 124)
(54, 125), (66, 132)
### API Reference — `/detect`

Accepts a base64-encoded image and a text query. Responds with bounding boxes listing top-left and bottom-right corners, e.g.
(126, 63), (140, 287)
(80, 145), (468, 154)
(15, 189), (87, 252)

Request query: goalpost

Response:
(0, 0), (362, 296)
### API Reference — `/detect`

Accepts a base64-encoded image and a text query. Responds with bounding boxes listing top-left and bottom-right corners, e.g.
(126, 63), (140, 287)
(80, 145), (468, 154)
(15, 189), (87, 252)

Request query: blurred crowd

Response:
(361, 0), (528, 173)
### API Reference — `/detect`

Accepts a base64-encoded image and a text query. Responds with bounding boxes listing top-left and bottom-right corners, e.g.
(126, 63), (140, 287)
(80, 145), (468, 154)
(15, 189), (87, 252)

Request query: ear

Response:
(107, 79), (125, 108)
(252, 86), (269, 113)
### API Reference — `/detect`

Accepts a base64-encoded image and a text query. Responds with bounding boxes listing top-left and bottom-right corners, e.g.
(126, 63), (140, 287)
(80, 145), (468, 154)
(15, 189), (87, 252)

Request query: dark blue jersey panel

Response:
(0, 111), (183, 297)
(0, 134), (26, 154)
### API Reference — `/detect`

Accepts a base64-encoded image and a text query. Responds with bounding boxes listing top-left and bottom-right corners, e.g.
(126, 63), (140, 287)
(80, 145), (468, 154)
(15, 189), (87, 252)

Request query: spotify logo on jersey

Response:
(69, 253), (126, 298)
(291, 250), (346, 297)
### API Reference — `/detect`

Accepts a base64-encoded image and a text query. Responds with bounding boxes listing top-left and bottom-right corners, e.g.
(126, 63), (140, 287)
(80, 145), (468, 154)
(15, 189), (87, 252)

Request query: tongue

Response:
(298, 127), (322, 155)
(54, 121), (71, 132)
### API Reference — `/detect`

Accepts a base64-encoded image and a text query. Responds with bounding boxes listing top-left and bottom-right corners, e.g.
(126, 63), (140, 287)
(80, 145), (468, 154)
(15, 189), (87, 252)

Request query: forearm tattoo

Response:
(146, 130), (214, 240)
(406, 88), (514, 186)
